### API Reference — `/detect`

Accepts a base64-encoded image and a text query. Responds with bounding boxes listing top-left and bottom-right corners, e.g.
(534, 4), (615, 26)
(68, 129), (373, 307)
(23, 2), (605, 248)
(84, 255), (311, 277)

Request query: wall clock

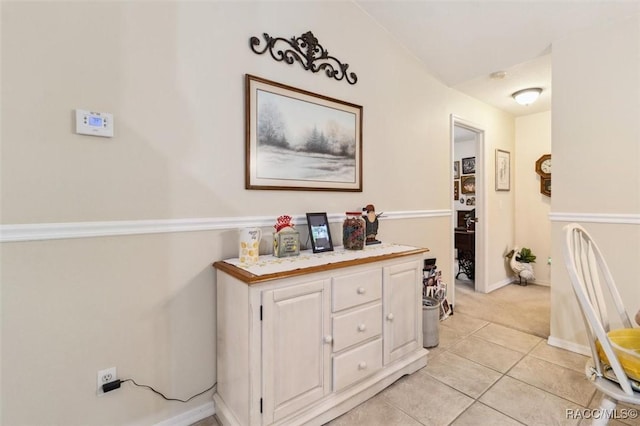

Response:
(535, 154), (551, 178)
(535, 154), (551, 197)
(540, 177), (551, 197)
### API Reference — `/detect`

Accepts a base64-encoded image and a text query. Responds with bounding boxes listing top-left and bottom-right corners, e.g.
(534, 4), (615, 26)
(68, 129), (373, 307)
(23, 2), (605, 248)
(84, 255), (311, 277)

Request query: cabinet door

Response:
(262, 279), (331, 423)
(383, 260), (422, 364)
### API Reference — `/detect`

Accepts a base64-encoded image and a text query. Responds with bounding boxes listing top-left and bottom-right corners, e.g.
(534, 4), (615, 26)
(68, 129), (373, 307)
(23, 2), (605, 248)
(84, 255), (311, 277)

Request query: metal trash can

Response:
(422, 297), (440, 348)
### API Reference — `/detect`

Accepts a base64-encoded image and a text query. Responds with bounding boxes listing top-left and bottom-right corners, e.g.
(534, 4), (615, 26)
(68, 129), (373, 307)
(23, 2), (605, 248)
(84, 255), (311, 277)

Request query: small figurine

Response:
(362, 204), (382, 245)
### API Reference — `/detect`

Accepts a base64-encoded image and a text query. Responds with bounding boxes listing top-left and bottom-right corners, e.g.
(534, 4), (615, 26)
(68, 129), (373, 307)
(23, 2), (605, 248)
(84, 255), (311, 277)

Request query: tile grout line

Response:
(424, 325), (530, 426)
(432, 315), (575, 425)
(467, 328), (597, 421)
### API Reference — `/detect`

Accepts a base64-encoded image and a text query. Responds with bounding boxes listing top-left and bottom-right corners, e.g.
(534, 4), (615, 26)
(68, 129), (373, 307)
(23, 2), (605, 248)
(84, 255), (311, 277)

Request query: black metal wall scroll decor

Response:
(249, 31), (358, 85)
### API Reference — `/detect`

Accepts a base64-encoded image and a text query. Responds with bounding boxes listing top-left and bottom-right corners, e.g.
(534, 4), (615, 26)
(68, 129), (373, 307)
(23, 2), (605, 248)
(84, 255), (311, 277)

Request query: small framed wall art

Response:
(461, 157), (476, 174)
(461, 175), (476, 194)
(495, 149), (511, 191)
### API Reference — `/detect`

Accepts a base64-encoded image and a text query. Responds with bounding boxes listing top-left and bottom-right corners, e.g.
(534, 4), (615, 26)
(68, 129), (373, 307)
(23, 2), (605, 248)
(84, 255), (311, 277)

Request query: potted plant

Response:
(516, 247), (536, 264)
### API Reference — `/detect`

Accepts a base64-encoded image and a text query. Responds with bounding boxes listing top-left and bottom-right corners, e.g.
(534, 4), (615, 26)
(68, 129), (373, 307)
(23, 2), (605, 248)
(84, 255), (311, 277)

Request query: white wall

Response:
(549, 14), (640, 353)
(0, 2), (515, 424)
(515, 111), (552, 285)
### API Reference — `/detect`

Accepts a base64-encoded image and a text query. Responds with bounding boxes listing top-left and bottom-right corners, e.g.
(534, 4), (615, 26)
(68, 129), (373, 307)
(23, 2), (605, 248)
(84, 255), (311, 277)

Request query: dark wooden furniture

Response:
(455, 230), (475, 279)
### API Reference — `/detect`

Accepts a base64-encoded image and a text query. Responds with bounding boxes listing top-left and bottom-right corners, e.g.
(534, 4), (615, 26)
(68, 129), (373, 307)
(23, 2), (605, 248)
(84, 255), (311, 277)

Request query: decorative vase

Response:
(238, 227), (262, 264)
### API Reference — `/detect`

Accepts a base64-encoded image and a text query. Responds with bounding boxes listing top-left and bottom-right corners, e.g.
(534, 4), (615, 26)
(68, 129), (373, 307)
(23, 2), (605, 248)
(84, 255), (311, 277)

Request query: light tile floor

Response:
(196, 312), (640, 426)
(326, 312), (640, 426)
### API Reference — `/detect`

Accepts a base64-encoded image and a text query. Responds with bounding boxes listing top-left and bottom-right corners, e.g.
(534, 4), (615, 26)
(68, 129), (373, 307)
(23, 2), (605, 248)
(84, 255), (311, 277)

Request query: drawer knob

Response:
(324, 335), (333, 344)
(358, 324), (366, 332)
(357, 287), (366, 295)
(386, 313), (394, 321)
(358, 362), (367, 370)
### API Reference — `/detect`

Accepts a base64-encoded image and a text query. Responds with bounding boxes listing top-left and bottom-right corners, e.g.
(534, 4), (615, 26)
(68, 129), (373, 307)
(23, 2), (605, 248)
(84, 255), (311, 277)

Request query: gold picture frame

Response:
(461, 175), (475, 194)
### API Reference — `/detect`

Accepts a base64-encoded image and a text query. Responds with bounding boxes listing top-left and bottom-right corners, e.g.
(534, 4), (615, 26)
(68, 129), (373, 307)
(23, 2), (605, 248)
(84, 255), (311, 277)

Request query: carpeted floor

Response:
(453, 279), (550, 338)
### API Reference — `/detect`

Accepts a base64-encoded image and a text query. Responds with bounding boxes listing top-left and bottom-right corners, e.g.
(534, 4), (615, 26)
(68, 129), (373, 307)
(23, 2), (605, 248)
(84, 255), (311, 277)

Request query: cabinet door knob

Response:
(357, 287), (366, 294)
(358, 324), (366, 332)
(358, 362), (367, 370)
(386, 313), (394, 321)
(324, 335), (333, 344)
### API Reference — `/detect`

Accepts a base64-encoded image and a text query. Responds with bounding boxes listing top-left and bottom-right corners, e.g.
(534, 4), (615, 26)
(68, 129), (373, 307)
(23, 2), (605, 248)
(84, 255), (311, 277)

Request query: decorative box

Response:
(273, 215), (300, 258)
(273, 227), (300, 258)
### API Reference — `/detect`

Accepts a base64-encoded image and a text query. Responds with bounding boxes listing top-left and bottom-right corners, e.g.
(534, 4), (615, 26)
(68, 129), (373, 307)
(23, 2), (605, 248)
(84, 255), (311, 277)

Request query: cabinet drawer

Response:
(333, 338), (383, 392)
(332, 304), (382, 352)
(332, 269), (382, 312)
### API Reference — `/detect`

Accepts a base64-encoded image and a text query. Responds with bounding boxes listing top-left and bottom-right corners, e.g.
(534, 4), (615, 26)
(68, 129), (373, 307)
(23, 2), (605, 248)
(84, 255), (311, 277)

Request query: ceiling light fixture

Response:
(512, 88), (542, 106)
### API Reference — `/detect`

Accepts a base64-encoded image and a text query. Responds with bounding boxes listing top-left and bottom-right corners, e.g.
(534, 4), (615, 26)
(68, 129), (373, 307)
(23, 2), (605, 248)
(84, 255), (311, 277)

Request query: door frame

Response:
(450, 115), (487, 305)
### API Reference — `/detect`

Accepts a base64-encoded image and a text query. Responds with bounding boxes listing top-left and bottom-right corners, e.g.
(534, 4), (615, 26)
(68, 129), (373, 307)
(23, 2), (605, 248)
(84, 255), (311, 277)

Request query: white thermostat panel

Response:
(75, 109), (114, 137)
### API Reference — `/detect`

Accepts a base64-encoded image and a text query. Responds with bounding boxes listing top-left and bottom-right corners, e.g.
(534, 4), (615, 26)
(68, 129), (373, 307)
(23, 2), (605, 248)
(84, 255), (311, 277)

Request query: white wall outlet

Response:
(97, 367), (117, 395)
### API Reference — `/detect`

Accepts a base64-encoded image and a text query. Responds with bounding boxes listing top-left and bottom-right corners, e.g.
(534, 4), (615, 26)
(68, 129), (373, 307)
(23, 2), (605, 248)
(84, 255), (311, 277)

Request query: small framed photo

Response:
(461, 175), (475, 194)
(453, 161), (460, 179)
(462, 157), (475, 174)
(306, 213), (334, 253)
(495, 149), (511, 191)
(454, 180), (459, 200)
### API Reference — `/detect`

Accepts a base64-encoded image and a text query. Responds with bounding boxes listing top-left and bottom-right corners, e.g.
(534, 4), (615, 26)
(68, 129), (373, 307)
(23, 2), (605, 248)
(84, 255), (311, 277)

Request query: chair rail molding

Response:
(549, 212), (640, 225)
(0, 210), (451, 242)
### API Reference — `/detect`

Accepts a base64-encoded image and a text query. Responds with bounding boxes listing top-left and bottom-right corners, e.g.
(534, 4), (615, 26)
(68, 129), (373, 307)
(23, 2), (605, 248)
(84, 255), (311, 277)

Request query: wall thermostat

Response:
(75, 109), (114, 137)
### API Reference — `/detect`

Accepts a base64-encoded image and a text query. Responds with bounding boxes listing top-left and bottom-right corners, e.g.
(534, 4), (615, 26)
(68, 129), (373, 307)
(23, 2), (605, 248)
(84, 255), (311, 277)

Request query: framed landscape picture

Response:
(245, 74), (363, 191)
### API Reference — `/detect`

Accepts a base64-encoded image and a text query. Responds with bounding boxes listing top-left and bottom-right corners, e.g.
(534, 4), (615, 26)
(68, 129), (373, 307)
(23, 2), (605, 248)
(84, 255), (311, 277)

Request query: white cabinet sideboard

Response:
(213, 244), (429, 426)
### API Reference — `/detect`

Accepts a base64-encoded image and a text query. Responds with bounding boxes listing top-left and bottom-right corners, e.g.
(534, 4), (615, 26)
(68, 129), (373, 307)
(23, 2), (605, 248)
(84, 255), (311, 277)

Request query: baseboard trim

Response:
(0, 210), (451, 242)
(486, 277), (513, 293)
(547, 335), (590, 357)
(153, 401), (215, 426)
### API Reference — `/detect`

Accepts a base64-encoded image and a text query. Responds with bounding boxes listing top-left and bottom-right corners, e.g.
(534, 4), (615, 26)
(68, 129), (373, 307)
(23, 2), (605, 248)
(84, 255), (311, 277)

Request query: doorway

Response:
(450, 115), (486, 307)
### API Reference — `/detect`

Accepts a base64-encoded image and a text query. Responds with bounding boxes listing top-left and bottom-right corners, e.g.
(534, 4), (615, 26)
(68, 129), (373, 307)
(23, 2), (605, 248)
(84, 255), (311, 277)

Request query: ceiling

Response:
(355, 0), (640, 117)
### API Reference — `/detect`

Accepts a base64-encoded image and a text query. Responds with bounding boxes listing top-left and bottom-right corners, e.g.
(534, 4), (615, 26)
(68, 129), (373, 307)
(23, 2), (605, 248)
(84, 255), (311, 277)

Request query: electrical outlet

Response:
(97, 367), (117, 395)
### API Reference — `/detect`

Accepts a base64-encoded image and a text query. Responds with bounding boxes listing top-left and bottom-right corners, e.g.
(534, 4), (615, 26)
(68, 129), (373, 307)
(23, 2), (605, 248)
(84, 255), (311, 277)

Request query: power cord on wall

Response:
(102, 378), (216, 402)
